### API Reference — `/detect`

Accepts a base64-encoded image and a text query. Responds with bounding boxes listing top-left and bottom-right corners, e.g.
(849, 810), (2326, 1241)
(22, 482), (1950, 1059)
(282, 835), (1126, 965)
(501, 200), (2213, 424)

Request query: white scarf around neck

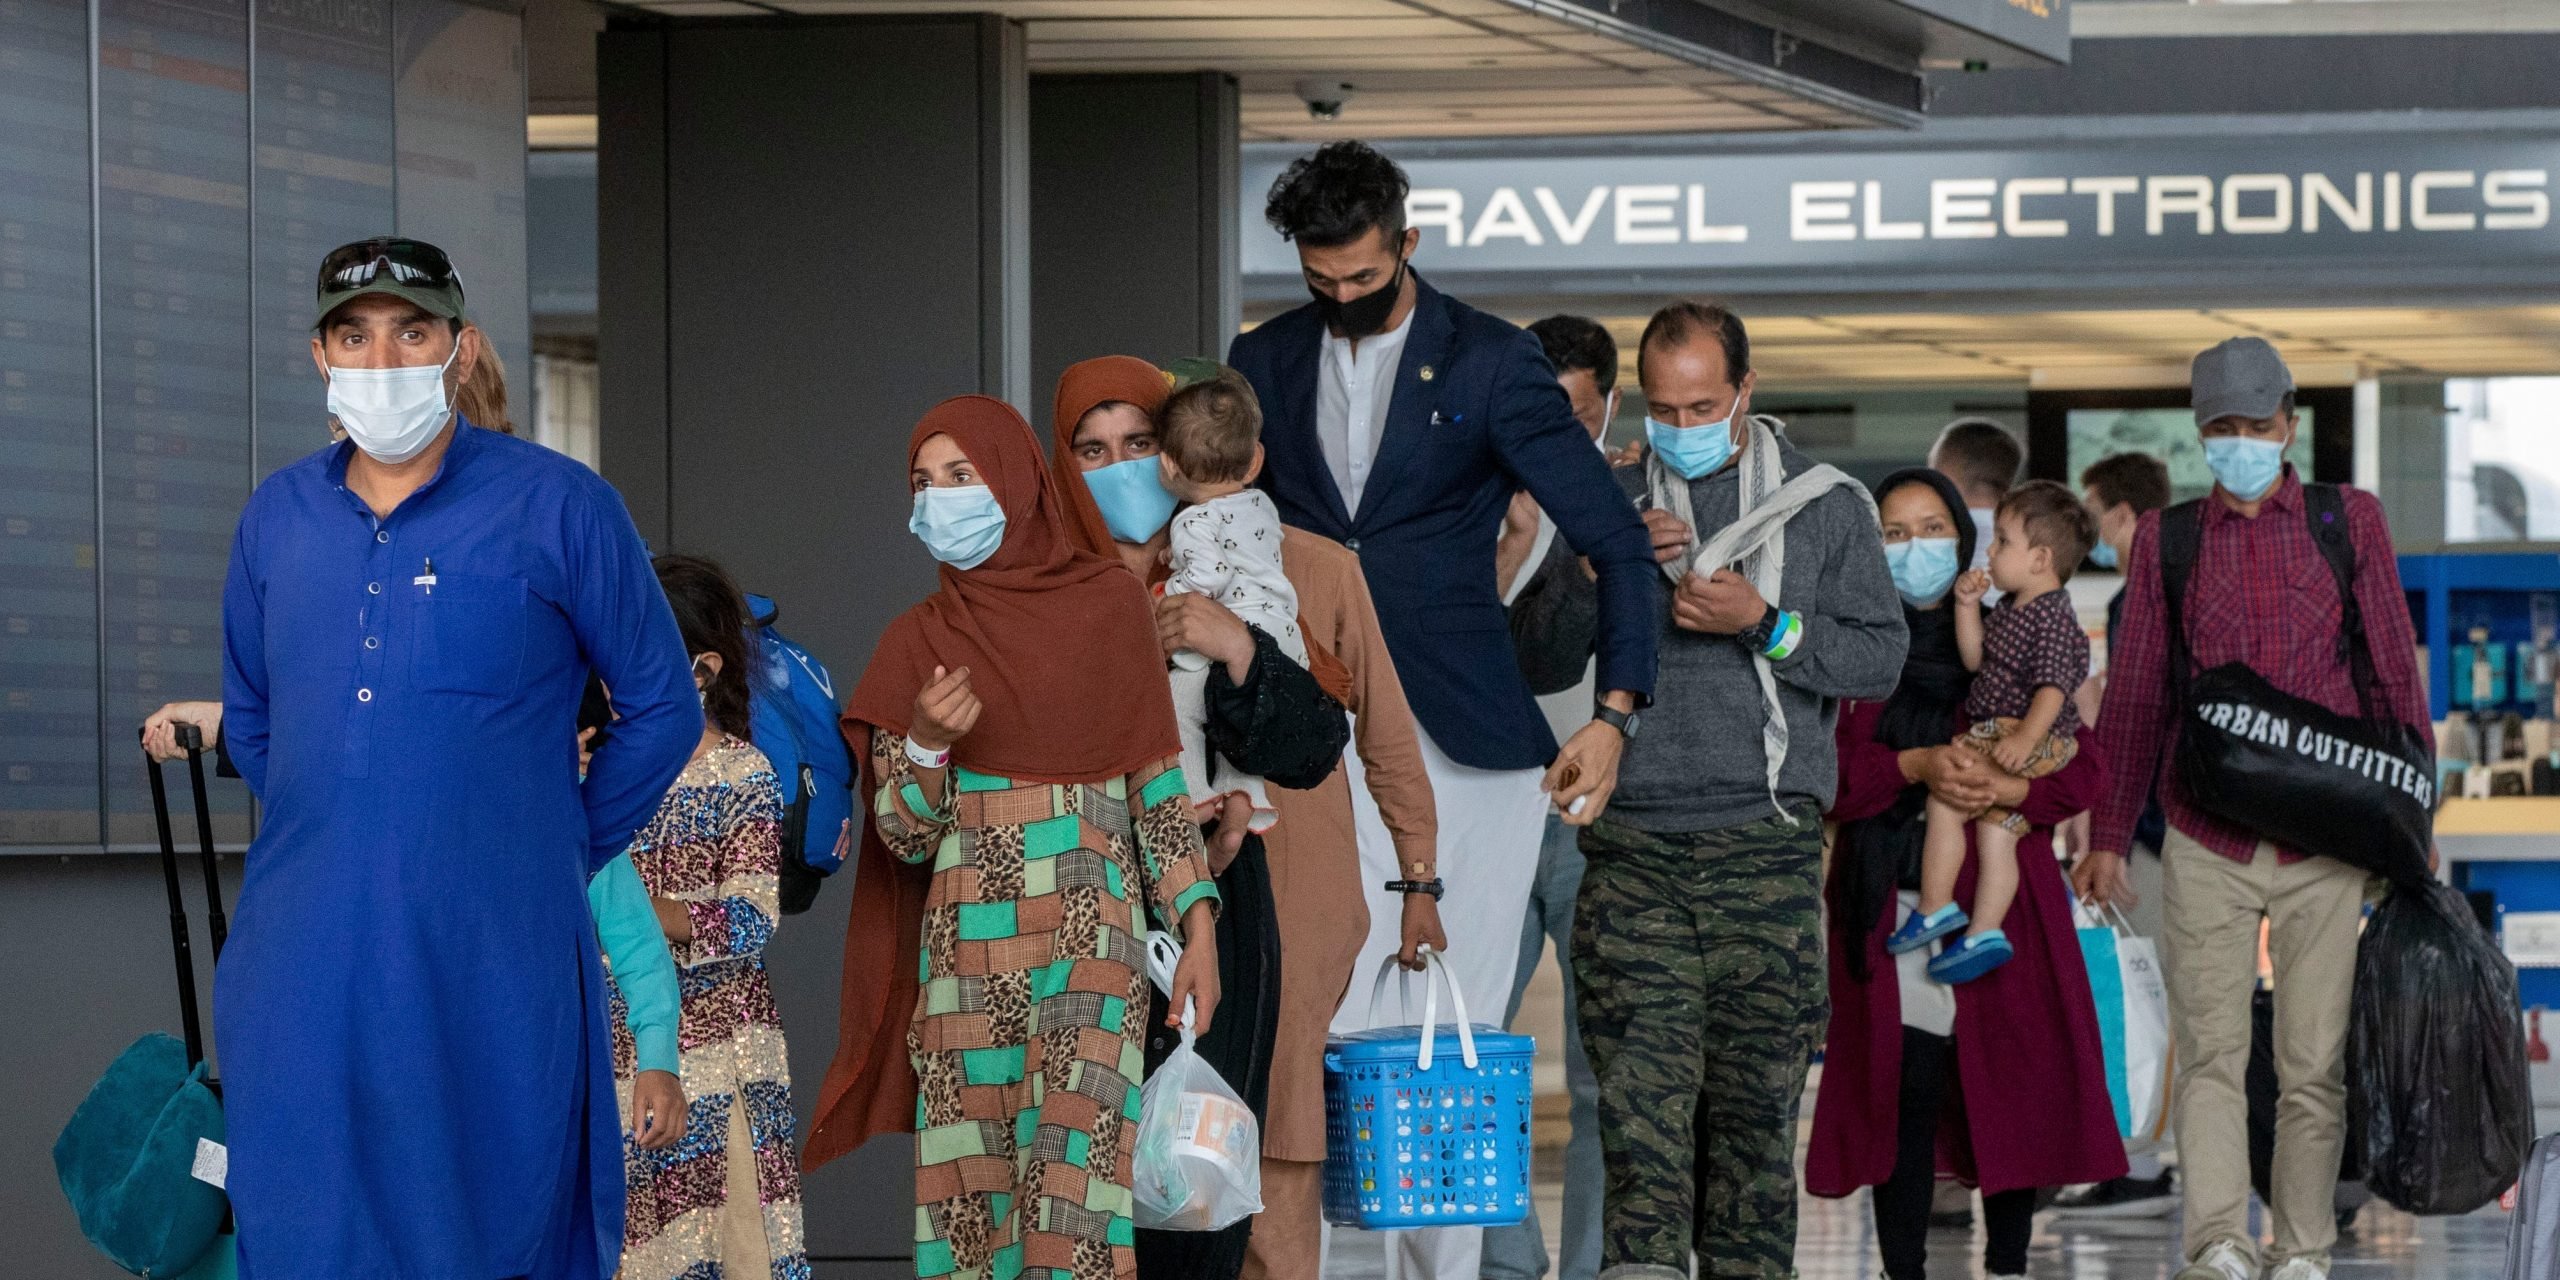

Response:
(1645, 414), (1873, 820)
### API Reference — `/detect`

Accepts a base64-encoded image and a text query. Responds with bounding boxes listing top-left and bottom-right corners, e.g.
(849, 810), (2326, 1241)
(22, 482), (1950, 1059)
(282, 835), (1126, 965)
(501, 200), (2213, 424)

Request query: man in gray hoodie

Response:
(1511, 301), (1905, 1280)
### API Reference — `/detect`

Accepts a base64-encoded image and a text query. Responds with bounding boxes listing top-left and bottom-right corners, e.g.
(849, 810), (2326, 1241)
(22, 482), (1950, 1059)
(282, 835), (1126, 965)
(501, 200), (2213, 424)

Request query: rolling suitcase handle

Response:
(179, 725), (229, 956)
(142, 723), (223, 1072)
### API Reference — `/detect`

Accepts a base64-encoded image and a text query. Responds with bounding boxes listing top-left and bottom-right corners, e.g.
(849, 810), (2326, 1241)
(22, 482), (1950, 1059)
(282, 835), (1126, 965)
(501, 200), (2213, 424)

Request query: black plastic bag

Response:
(2350, 880), (2535, 1215)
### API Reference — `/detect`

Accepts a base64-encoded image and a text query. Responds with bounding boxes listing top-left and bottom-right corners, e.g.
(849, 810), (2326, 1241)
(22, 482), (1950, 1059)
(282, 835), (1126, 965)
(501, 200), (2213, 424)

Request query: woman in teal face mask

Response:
(811, 396), (1226, 1280)
(1049, 356), (1396, 1280)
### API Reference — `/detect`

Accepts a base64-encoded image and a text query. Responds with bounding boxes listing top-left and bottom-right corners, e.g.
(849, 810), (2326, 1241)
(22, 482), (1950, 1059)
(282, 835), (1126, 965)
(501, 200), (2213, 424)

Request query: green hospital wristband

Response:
(1759, 610), (1803, 661)
(898, 781), (955, 825)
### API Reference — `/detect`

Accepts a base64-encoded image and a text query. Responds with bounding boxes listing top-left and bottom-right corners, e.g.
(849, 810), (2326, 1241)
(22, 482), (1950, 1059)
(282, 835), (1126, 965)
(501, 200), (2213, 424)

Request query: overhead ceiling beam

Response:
(601, 0), (1937, 131)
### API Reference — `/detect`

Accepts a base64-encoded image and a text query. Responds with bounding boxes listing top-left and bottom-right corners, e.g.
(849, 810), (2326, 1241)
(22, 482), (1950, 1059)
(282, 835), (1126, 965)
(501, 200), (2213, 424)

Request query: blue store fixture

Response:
(2402, 551), (2560, 1007)
(2399, 551), (2560, 721)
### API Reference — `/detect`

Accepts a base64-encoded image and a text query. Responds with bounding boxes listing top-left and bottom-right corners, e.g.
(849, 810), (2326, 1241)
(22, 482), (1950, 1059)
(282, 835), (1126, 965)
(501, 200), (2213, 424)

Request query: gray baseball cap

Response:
(2191, 337), (2295, 427)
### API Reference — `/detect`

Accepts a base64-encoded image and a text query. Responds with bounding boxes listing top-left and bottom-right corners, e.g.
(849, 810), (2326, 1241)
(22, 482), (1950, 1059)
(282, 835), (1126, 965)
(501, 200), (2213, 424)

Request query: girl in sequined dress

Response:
(608, 553), (811, 1280)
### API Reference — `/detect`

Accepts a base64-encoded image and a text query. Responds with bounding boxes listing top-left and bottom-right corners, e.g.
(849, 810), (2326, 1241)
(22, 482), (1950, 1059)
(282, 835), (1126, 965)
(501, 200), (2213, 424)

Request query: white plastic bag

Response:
(1131, 932), (1263, 1232)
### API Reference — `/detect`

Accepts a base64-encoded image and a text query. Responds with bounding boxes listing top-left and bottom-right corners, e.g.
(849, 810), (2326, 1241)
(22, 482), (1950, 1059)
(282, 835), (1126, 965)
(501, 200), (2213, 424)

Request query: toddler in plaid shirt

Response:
(1890, 480), (2096, 984)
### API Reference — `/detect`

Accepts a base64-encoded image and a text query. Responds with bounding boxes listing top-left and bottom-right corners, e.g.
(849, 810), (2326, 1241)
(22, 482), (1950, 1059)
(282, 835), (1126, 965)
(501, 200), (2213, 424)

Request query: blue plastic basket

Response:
(1322, 951), (1536, 1229)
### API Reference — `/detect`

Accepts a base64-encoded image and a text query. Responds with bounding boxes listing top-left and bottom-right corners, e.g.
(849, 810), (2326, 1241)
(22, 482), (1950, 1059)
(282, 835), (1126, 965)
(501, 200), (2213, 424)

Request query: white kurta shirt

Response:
(1316, 308), (1416, 517)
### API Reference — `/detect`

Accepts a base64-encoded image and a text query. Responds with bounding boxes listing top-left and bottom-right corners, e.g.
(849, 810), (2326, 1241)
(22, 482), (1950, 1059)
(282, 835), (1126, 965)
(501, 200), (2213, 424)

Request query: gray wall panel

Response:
(982, 18), (1030, 411)
(1028, 72), (1238, 404)
(0, 852), (243, 1279)
(655, 16), (985, 670)
(599, 15), (1032, 1257)
(596, 26), (668, 546)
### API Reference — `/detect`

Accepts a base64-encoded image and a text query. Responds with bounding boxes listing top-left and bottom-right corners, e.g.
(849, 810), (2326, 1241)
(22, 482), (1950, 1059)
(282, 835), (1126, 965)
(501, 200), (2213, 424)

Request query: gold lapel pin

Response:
(1419, 365), (1436, 382)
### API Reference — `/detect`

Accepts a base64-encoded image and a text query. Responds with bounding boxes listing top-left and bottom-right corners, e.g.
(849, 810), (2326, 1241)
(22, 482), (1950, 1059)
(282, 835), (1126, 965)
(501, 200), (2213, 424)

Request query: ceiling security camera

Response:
(1295, 78), (1356, 121)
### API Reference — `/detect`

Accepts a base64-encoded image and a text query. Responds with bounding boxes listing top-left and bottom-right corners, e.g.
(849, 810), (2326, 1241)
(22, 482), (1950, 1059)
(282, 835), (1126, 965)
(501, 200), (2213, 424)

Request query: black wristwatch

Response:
(1736, 610), (1778, 653)
(1594, 703), (1641, 739)
(1386, 878), (1446, 900)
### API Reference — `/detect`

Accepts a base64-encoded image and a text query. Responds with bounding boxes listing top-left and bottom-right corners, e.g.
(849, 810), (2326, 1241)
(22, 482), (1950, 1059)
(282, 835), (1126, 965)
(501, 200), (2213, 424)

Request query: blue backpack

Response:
(744, 594), (854, 914)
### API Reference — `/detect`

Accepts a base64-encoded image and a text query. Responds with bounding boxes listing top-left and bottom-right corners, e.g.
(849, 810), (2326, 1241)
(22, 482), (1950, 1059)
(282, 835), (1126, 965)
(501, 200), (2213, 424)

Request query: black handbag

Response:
(2158, 484), (2434, 886)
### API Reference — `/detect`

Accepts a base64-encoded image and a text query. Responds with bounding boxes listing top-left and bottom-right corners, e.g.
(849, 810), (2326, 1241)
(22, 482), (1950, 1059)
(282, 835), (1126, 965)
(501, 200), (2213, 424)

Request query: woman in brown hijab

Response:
(805, 396), (1222, 1280)
(1052, 357), (1440, 1280)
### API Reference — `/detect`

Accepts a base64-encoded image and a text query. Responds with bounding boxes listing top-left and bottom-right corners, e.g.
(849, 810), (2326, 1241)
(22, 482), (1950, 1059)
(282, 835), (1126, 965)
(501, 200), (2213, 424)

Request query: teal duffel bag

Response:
(61, 733), (235, 1277)
(55, 1032), (228, 1277)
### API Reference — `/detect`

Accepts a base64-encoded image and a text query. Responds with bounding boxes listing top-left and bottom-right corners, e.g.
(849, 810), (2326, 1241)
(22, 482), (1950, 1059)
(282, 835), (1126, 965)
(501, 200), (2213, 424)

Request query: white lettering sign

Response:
(1791, 180), (1856, 242)
(1403, 168), (2553, 252)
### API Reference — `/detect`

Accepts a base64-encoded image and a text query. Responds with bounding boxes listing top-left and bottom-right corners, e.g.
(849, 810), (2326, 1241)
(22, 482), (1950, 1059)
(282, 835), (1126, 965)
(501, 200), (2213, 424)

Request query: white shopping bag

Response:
(2108, 904), (2173, 1147)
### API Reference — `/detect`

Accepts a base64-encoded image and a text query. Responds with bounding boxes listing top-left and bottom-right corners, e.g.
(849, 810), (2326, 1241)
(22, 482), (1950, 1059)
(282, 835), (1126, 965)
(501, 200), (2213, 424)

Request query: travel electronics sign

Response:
(1239, 134), (2560, 291)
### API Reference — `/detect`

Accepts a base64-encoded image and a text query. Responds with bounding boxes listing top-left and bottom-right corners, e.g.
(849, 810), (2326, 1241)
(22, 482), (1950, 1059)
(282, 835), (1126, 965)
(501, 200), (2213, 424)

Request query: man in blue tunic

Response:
(217, 237), (700, 1277)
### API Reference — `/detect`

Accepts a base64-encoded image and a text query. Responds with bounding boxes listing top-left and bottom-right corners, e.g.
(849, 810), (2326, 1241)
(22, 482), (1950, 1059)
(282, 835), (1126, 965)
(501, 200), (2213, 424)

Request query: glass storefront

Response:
(2068, 405), (2317, 505)
(2446, 377), (2560, 543)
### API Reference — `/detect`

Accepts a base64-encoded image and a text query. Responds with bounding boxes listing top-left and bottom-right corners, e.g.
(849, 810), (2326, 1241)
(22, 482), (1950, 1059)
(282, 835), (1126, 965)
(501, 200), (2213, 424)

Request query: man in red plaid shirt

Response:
(2076, 338), (2430, 1280)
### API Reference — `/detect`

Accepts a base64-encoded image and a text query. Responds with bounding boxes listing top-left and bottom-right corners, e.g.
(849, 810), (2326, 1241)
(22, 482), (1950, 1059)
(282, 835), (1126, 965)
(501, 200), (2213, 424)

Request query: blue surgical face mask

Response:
(2089, 538), (2121, 570)
(2203, 435), (2286, 501)
(1645, 413), (1737, 480)
(909, 484), (1008, 570)
(1082, 456), (1179, 544)
(1884, 536), (1961, 607)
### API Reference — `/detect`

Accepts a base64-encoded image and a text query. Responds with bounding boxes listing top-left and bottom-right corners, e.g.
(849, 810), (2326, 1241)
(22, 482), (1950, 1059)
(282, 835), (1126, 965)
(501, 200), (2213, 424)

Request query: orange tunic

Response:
(1257, 529), (1440, 1161)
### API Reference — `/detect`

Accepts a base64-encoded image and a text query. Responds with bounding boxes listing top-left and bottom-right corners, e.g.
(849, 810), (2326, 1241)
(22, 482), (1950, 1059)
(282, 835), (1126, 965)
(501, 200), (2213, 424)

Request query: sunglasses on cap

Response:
(316, 238), (464, 300)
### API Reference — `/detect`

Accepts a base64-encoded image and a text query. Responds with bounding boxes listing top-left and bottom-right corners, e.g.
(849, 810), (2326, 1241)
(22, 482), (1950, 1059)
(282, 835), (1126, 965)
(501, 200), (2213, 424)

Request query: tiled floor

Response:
(1327, 950), (2522, 1278)
(1715, 1184), (2503, 1279)
(1324, 1174), (2517, 1278)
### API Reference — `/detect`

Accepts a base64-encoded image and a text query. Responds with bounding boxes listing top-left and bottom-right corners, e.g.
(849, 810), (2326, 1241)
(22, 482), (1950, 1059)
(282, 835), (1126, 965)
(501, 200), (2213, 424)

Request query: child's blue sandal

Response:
(1928, 931), (2015, 984)
(1885, 902), (1968, 955)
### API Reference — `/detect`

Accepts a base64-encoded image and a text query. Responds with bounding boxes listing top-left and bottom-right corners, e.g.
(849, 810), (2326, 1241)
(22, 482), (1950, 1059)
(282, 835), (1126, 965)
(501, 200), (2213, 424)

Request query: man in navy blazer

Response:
(1229, 141), (1659, 1280)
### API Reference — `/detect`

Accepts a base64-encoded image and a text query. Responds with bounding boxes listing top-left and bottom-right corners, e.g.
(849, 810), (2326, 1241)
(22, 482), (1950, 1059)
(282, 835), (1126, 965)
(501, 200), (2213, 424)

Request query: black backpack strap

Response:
(2304, 483), (2383, 720)
(2156, 498), (2207, 698)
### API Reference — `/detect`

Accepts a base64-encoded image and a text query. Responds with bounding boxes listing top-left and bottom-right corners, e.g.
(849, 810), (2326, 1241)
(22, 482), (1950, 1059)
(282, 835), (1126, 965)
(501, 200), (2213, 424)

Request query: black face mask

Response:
(1312, 256), (1406, 340)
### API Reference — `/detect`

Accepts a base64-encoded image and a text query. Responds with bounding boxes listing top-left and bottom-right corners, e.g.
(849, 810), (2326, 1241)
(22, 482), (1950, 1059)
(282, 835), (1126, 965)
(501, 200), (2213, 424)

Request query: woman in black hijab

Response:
(1833, 467), (1977, 977)
(1805, 466), (2127, 1280)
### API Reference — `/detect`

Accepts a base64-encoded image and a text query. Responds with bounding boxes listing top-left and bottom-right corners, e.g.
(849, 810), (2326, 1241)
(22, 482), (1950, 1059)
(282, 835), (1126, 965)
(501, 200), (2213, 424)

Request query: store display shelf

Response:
(2439, 797), (2560, 837)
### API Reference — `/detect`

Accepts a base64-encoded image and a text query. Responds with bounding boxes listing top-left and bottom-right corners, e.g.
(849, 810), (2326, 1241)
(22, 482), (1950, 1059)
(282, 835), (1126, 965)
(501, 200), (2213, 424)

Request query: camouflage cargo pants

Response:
(1573, 808), (1827, 1280)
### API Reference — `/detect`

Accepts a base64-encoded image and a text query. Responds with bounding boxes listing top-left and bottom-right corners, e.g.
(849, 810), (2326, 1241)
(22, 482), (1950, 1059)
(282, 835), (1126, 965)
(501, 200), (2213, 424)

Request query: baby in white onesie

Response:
(1157, 366), (1306, 863)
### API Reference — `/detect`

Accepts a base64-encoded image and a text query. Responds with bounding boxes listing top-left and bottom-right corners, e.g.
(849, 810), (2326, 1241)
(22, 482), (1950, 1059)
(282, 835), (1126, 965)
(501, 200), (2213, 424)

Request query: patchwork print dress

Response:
(869, 730), (1220, 1280)
(609, 735), (811, 1280)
